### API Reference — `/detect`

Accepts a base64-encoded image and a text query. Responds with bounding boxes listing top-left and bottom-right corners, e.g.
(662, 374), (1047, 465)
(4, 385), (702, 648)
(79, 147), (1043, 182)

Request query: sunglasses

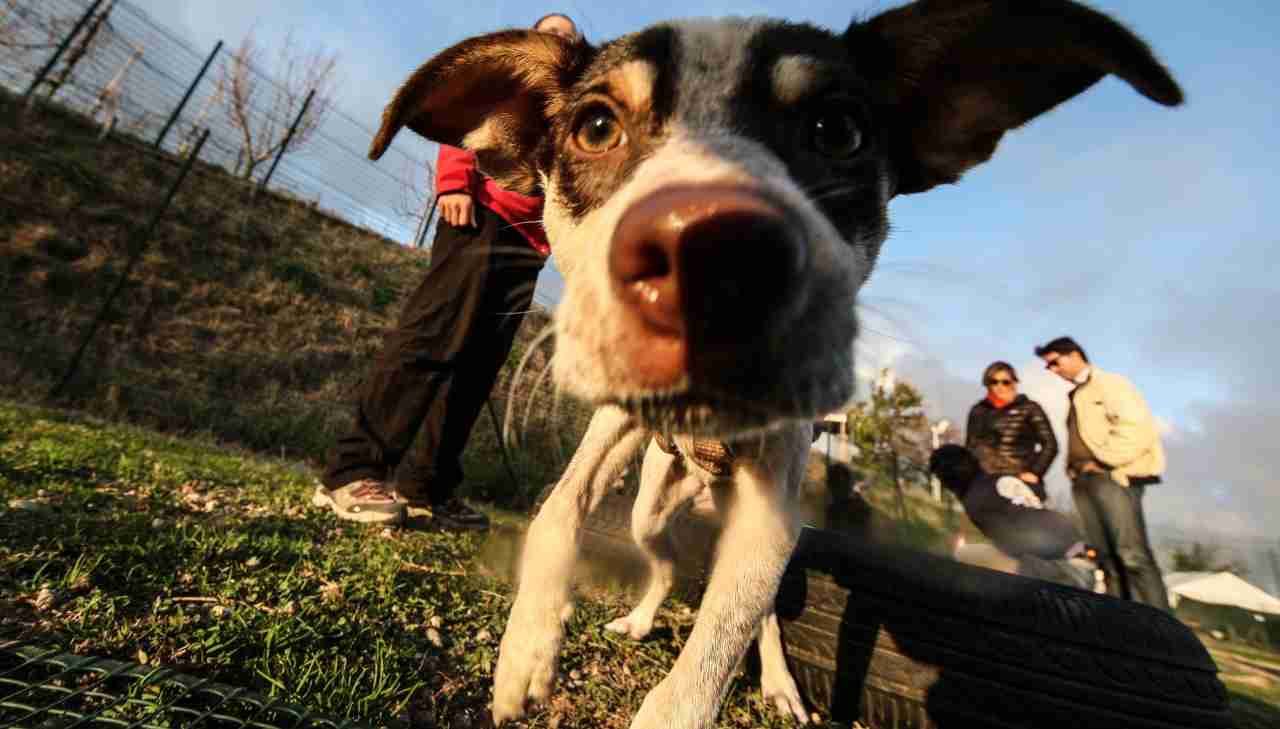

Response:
(986, 378), (1016, 386)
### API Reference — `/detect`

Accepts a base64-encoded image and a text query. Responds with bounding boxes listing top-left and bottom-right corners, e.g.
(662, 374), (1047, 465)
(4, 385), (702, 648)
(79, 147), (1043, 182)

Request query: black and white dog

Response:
(368, 2), (1182, 727)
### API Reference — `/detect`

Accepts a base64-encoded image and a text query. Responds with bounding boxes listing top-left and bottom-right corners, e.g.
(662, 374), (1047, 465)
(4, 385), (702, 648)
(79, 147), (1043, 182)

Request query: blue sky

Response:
(129, 0), (1280, 542)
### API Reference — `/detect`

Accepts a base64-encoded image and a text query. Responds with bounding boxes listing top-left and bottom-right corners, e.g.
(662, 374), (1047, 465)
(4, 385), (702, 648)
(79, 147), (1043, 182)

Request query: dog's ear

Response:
(847, 0), (1183, 195)
(368, 30), (590, 166)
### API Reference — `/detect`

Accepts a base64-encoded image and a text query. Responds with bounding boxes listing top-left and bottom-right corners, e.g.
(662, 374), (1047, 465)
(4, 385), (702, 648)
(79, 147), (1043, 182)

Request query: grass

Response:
(0, 399), (804, 728)
(0, 88), (588, 491)
(0, 87), (588, 510)
(1194, 631), (1280, 729)
(3, 68), (1276, 729)
(5, 400), (1275, 728)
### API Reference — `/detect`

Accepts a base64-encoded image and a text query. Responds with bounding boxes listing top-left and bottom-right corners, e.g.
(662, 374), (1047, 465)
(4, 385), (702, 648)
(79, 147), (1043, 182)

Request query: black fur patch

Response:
(551, 19), (890, 255)
(553, 25), (681, 220)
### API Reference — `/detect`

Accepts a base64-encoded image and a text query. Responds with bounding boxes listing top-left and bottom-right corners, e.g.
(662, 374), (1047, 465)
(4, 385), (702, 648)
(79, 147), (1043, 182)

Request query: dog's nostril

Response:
(610, 186), (805, 344)
(679, 211), (805, 331)
(614, 238), (672, 284)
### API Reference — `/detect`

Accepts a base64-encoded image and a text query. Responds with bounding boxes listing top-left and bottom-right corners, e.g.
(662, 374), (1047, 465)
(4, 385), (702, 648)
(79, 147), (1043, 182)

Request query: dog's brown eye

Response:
(811, 111), (862, 159)
(574, 108), (624, 154)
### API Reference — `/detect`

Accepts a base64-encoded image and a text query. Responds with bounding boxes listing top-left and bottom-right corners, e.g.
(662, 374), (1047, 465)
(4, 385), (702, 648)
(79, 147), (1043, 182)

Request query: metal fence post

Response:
(154, 40), (223, 149)
(44, 0), (116, 101)
(257, 88), (315, 192)
(22, 0), (106, 103)
(414, 194), (439, 249)
(51, 129), (211, 399)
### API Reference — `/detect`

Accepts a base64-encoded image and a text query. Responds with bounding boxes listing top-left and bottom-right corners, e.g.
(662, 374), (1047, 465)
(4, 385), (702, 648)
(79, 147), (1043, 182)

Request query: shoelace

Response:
(350, 482), (396, 502)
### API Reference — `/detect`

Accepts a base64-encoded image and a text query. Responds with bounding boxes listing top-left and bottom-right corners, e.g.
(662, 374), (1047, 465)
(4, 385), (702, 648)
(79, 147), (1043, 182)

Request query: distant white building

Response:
(1165, 571), (1280, 648)
(1166, 571), (1280, 615)
(812, 412), (858, 464)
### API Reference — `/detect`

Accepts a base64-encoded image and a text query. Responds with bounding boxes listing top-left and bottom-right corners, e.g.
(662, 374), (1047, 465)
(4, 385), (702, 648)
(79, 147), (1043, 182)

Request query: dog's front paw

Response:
(760, 659), (809, 724)
(630, 677), (679, 729)
(491, 593), (570, 725)
(630, 676), (715, 729)
(604, 607), (657, 640)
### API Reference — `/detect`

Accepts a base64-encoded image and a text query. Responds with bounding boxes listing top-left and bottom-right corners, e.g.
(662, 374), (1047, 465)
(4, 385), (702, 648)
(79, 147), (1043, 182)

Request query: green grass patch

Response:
(0, 399), (803, 728)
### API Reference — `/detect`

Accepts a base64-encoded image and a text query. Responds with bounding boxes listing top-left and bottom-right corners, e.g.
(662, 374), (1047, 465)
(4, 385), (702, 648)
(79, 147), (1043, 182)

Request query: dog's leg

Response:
(492, 405), (646, 725)
(606, 439), (705, 640)
(758, 609), (809, 724)
(628, 429), (804, 729)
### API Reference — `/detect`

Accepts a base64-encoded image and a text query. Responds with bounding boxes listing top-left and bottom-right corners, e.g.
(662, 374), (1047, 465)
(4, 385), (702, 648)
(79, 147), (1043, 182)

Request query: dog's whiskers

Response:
(522, 356), (557, 444)
(504, 324), (556, 446)
(809, 185), (865, 203)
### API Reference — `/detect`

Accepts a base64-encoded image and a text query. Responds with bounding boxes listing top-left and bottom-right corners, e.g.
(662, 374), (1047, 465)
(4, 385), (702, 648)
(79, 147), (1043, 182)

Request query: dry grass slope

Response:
(0, 89), (587, 508)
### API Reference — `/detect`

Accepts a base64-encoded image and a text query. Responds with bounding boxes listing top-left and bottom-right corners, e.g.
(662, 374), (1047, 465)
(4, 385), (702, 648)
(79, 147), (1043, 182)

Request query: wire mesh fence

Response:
(0, 0), (585, 495)
(0, 640), (372, 729)
(0, 0), (438, 248)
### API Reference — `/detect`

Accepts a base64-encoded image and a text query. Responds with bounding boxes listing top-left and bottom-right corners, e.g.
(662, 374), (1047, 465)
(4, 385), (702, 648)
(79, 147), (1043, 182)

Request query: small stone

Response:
(429, 615), (443, 629)
(8, 499), (46, 512)
(34, 587), (58, 611)
(36, 489), (48, 497)
(475, 629), (492, 644)
(426, 627), (444, 648)
(151, 518), (165, 529)
(320, 583), (342, 604)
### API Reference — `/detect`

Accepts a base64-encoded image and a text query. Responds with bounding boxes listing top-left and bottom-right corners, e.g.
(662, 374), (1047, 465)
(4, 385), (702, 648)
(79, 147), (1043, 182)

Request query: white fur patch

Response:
(546, 127), (861, 427)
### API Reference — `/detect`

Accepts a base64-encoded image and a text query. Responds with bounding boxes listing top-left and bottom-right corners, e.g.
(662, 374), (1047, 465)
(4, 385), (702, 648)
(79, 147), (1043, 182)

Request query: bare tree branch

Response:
(220, 28), (339, 180)
(177, 75), (224, 157)
(45, 0), (116, 100)
(90, 40), (142, 140)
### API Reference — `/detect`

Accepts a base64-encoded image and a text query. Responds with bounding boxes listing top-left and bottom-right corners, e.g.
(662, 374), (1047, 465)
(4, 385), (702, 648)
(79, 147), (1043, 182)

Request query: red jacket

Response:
(435, 145), (550, 255)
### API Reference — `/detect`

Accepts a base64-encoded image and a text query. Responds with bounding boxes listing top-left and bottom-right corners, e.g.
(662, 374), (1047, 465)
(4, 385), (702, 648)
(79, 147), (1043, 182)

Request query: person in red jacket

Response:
(312, 14), (584, 530)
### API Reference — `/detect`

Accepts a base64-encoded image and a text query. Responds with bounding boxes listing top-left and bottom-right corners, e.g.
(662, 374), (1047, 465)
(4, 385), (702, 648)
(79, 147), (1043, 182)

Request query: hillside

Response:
(0, 90), (583, 507)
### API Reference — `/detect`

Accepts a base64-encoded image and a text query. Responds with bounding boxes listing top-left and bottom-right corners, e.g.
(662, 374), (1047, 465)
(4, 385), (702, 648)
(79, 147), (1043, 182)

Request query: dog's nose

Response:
(610, 185), (806, 380)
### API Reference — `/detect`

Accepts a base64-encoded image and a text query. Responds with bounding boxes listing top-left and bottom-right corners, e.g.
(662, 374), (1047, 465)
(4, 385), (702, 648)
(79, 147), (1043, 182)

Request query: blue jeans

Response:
(1071, 472), (1170, 611)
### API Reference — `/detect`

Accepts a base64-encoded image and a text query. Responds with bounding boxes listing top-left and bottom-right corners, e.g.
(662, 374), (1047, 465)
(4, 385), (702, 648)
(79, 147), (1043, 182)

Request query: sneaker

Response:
(312, 479), (405, 525)
(403, 496), (490, 531)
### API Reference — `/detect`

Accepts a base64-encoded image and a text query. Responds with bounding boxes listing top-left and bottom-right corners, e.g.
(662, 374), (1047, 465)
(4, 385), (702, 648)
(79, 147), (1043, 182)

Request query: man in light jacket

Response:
(1036, 336), (1170, 610)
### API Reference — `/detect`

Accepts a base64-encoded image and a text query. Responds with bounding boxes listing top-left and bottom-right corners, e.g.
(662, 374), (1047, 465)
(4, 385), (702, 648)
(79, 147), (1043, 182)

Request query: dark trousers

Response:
(1071, 472), (1170, 611)
(1017, 555), (1095, 592)
(323, 204), (544, 504)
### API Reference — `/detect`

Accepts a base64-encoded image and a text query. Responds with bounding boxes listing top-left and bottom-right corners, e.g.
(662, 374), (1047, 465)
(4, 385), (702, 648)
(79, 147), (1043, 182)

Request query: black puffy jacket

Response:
(964, 394), (1059, 496)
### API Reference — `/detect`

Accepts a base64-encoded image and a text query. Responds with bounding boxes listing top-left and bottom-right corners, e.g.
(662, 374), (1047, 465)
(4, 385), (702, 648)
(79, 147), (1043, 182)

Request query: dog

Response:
(605, 427), (818, 723)
(367, 2), (1182, 726)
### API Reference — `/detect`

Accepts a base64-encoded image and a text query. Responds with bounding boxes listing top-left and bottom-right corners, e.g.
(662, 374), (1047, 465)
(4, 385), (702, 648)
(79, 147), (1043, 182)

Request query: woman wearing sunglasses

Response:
(964, 361), (1059, 504)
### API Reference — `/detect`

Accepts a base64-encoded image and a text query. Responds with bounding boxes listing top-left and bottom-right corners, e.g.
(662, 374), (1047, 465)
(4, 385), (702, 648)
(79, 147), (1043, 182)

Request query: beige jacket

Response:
(1070, 367), (1165, 486)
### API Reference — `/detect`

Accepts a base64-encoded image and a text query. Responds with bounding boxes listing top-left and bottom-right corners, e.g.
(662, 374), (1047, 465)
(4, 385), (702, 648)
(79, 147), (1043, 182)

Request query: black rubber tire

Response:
(552, 486), (1232, 729)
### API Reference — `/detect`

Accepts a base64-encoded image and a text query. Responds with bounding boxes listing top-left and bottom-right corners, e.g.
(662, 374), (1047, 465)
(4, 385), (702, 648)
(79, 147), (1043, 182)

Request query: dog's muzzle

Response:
(608, 185), (808, 390)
